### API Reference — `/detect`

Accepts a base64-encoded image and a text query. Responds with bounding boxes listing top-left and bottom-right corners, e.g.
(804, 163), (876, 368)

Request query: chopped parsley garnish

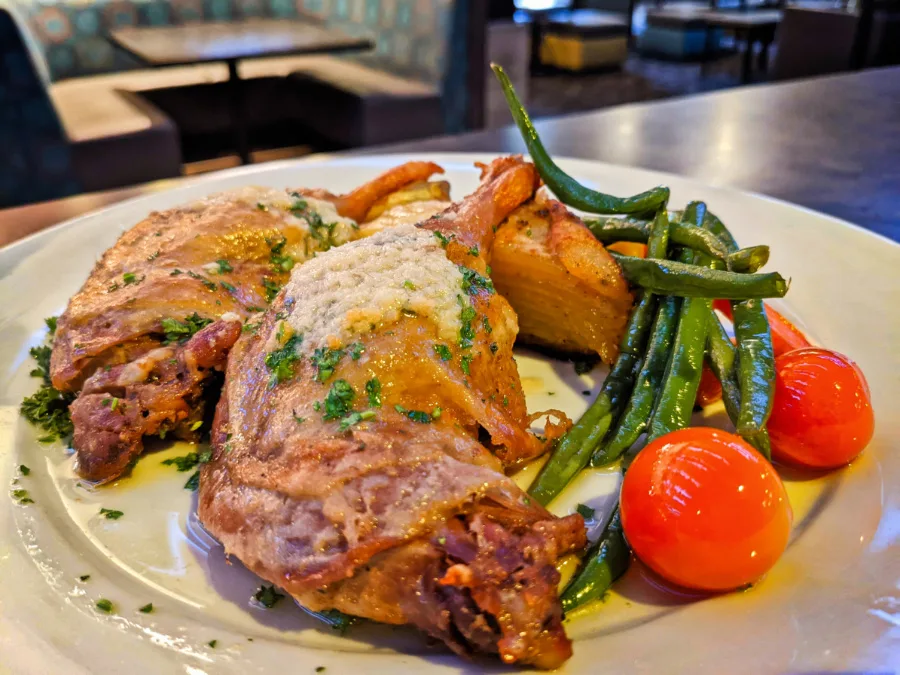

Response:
(45, 316), (57, 334)
(254, 584), (284, 608)
(122, 272), (143, 286)
(170, 269), (183, 276)
(267, 235), (294, 272)
(576, 503), (596, 520)
(215, 259), (233, 273)
(262, 277), (281, 303)
(242, 321), (260, 334)
(99, 507), (124, 520)
(459, 266), (494, 295)
(12, 489), (33, 504)
(79, 575), (91, 582)
(348, 342), (365, 360)
(293, 412), (306, 424)
(147, 250), (160, 261)
(188, 270), (218, 292)
(256, 202), (268, 211)
(458, 304), (477, 349)
(161, 313), (212, 345)
(220, 281), (236, 293)
(162, 452), (202, 472)
(265, 335), (303, 387)
(207, 640), (218, 648)
(403, 280), (416, 291)
(339, 410), (376, 431)
(19, 465), (30, 476)
(323, 380), (355, 420)
(289, 195), (341, 250)
(431, 406), (442, 420)
(394, 405), (433, 424)
(433, 231), (452, 248)
(21, 323), (75, 443)
(433, 344), (452, 361)
(460, 354), (472, 375)
(365, 378), (382, 408)
(467, 245), (479, 256)
(138, 603), (154, 614)
(95, 599), (114, 613)
(184, 471), (200, 491)
(482, 316), (492, 334)
(310, 347), (344, 382)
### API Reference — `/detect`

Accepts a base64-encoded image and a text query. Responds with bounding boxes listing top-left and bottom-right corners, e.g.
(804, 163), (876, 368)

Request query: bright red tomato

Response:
(620, 427), (792, 592)
(768, 348), (874, 469)
(695, 364), (723, 407)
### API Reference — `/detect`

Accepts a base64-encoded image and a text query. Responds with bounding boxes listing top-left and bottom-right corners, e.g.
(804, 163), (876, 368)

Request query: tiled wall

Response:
(13, 0), (453, 83)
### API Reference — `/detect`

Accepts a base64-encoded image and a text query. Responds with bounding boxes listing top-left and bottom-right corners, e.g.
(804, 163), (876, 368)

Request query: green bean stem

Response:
(560, 510), (630, 613)
(728, 245), (770, 273)
(609, 253), (789, 299)
(492, 64), (670, 215)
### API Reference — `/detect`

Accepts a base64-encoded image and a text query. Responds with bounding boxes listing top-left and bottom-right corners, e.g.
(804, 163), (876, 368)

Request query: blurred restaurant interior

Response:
(1, 0), (898, 212)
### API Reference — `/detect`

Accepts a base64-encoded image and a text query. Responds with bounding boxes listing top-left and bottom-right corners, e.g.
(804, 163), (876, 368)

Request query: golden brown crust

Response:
(491, 197), (634, 362)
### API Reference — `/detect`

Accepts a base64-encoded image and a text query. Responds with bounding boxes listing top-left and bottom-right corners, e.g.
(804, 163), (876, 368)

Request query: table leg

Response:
(226, 59), (250, 165)
(740, 30), (753, 84)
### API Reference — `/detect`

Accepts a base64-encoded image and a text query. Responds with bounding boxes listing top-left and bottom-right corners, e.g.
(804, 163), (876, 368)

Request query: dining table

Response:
(1, 66), (898, 247)
(108, 19), (373, 165)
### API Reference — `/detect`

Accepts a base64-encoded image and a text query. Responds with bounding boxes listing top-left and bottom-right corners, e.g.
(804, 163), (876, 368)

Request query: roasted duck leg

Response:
(52, 162), (444, 481)
(198, 156), (586, 669)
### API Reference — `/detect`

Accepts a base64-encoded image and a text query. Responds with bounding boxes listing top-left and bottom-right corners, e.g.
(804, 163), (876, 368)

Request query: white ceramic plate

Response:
(1, 154), (897, 675)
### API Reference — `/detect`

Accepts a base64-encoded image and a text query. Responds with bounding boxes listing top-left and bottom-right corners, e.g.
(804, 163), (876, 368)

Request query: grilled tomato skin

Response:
(620, 427), (792, 592)
(767, 348), (874, 469)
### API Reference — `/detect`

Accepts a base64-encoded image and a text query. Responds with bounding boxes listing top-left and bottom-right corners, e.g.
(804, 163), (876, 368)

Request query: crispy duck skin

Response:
(51, 162), (443, 481)
(357, 170), (634, 363)
(198, 157), (585, 669)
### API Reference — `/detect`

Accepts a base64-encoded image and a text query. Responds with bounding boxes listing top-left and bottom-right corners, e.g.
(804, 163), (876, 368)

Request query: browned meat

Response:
(198, 157), (585, 669)
(49, 162), (444, 481)
(70, 318), (241, 482)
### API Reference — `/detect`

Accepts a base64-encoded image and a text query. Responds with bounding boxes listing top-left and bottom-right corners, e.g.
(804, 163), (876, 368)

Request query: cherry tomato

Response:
(606, 241), (647, 258)
(620, 427), (792, 592)
(695, 364), (723, 407)
(768, 348), (874, 469)
(713, 299), (810, 357)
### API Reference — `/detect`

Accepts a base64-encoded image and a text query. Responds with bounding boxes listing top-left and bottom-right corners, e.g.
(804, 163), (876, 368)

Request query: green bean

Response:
(706, 307), (742, 425)
(703, 210), (775, 459)
(560, 510), (630, 613)
(702, 210), (739, 251)
(647, 248), (712, 439)
(610, 253), (789, 299)
(728, 245), (770, 273)
(586, 216), (730, 261)
(592, 296), (680, 467)
(732, 300), (775, 457)
(492, 64), (670, 215)
(528, 293), (655, 506)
